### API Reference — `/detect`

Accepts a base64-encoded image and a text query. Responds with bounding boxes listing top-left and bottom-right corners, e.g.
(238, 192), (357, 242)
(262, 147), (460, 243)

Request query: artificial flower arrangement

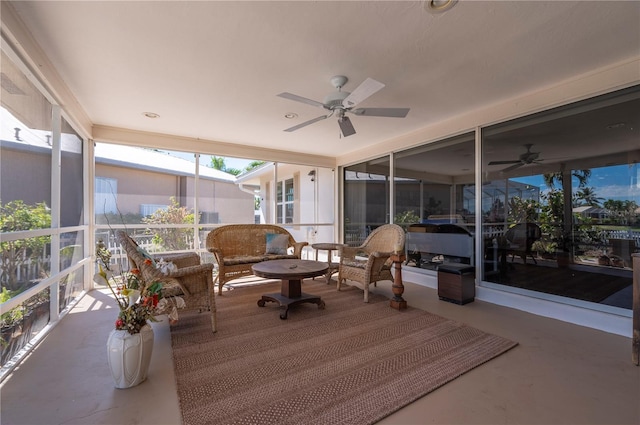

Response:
(94, 239), (181, 334)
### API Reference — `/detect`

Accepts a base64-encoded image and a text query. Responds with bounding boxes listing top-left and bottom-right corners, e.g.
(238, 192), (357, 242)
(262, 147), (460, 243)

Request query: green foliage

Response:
(507, 196), (539, 224)
(0, 200), (51, 232)
(394, 210), (420, 231)
(603, 199), (639, 225)
(394, 210), (420, 224)
(0, 200), (52, 291)
(209, 156), (265, 176)
(245, 161), (265, 172)
(209, 156), (226, 170)
(574, 187), (604, 207)
(543, 169), (591, 189)
(0, 287), (24, 328)
(531, 239), (557, 255)
(209, 156), (241, 176)
(141, 197), (195, 250)
(538, 189), (567, 251)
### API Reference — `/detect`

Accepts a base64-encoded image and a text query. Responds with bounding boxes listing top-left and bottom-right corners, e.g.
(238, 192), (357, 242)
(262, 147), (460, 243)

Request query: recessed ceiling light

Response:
(284, 113), (298, 119)
(425, 0), (458, 14)
(143, 112), (160, 119)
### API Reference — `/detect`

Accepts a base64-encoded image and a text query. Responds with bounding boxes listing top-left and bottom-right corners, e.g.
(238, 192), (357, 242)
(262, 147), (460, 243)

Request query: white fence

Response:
(604, 229), (640, 247)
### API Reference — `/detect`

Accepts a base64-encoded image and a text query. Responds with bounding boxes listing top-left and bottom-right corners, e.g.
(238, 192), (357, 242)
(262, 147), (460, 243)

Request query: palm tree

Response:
(245, 160), (265, 172)
(574, 187), (604, 207)
(210, 156), (226, 170)
(209, 156), (241, 176)
(543, 169), (591, 189)
(604, 199), (639, 225)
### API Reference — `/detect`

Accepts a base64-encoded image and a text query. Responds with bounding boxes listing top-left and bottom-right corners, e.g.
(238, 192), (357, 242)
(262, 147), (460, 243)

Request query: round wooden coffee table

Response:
(252, 259), (328, 319)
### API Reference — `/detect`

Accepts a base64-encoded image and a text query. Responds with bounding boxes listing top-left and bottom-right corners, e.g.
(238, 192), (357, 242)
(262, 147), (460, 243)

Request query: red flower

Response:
(115, 318), (124, 328)
(144, 259), (153, 266)
(131, 268), (140, 275)
(141, 294), (159, 307)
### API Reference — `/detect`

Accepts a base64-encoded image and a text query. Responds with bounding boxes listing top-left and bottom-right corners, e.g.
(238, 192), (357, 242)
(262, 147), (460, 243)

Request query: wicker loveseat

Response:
(206, 224), (308, 294)
(115, 230), (217, 332)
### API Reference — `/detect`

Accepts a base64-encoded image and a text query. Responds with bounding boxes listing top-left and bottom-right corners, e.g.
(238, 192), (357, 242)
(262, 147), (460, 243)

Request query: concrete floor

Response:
(1, 279), (639, 425)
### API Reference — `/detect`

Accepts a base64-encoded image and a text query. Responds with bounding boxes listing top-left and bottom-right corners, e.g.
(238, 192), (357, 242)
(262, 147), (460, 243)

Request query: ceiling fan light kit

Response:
(277, 75), (410, 137)
(338, 115), (356, 138)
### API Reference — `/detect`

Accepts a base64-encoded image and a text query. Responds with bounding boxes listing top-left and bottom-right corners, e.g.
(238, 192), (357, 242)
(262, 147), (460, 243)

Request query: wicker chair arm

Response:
(163, 264), (214, 297)
(153, 252), (201, 268)
(207, 247), (224, 262)
(207, 246), (222, 255)
(168, 263), (214, 279)
(370, 251), (393, 258)
(291, 241), (309, 258)
(158, 277), (191, 297)
(365, 254), (392, 274)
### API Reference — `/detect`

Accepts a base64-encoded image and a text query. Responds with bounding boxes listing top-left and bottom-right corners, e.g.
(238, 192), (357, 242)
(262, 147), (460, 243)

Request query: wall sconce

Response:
(308, 170), (316, 182)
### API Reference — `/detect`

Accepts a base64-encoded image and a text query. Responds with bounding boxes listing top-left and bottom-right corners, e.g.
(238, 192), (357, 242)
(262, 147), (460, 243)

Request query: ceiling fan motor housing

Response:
(324, 90), (350, 110)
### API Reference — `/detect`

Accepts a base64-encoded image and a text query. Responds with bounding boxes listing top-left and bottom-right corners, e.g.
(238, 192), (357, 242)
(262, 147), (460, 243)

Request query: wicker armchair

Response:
(337, 224), (405, 302)
(115, 231), (217, 332)
(505, 222), (541, 265)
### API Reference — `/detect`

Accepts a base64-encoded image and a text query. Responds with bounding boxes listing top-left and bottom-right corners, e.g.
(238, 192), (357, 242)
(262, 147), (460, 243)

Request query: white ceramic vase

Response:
(106, 323), (154, 389)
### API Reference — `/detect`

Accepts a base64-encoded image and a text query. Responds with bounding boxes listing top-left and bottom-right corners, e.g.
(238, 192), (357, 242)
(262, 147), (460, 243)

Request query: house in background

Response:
(235, 162), (336, 245)
(0, 123), (255, 229)
(94, 143), (254, 225)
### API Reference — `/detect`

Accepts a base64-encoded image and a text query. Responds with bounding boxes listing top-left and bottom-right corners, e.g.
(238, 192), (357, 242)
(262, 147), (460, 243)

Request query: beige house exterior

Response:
(95, 144), (255, 225)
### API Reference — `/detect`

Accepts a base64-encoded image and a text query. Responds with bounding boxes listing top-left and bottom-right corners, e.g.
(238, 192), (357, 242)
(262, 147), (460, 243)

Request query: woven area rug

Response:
(170, 280), (517, 425)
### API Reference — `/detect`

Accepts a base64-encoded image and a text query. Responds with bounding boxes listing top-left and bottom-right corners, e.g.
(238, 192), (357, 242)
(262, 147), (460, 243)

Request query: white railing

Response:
(3, 227), (638, 286)
(604, 229), (640, 246)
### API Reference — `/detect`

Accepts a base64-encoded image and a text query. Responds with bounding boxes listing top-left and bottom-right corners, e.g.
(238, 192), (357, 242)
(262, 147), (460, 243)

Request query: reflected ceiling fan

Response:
(277, 75), (409, 137)
(488, 144), (544, 172)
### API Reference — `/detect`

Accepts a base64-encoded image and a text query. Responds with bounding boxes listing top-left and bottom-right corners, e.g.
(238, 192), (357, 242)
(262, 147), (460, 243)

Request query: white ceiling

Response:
(6, 1), (640, 160)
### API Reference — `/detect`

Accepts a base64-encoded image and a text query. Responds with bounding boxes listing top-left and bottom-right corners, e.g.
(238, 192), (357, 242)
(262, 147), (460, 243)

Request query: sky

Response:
(163, 151), (252, 172)
(512, 163), (640, 205)
(165, 149), (640, 205)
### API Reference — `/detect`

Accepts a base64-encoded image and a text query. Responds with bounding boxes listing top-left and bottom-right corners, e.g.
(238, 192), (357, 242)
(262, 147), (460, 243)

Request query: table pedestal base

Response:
(257, 278), (325, 319)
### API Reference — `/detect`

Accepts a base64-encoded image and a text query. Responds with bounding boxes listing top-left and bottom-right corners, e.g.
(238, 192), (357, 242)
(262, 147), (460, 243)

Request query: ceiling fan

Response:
(488, 144), (544, 172)
(277, 75), (410, 137)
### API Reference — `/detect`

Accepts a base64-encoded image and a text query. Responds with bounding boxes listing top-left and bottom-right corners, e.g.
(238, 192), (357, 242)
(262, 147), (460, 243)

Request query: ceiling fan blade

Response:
(502, 162), (525, 172)
(338, 116), (356, 137)
(277, 92), (325, 108)
(342, 78), (385, 108)
(283, 115), (329, 132)
(352, 107), (410, 118)
(488, 160), (521, 165)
